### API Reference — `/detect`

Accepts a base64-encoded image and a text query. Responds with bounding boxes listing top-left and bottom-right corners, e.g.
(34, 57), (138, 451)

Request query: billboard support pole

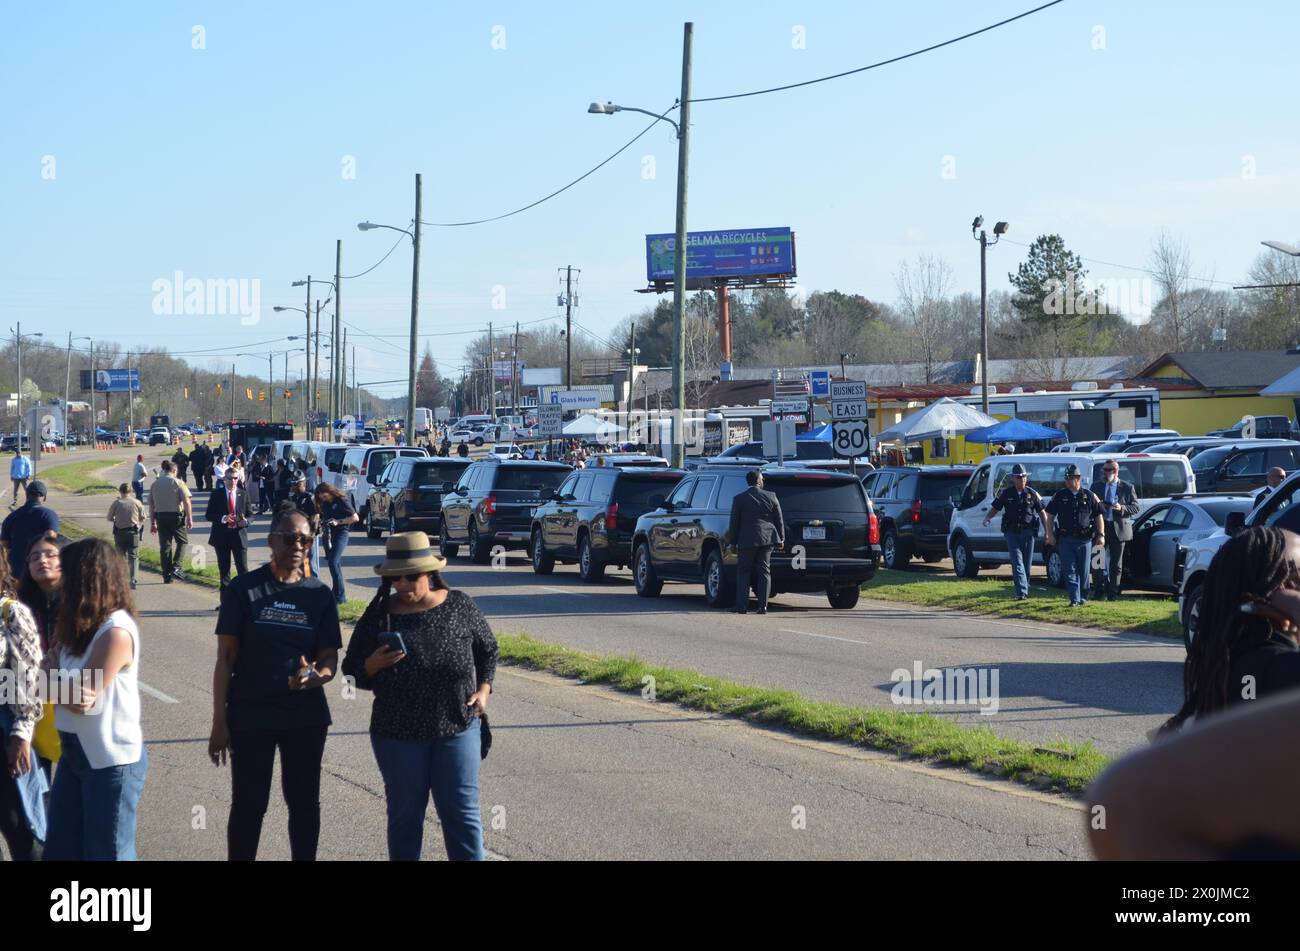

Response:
(127, 349), (134, 441)
(717, 282), (731, 368)
(670, 21), (693, 469)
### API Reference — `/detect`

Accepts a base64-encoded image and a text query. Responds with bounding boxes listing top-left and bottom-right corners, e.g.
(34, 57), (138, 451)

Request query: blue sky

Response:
(4, 0), (1298, 400)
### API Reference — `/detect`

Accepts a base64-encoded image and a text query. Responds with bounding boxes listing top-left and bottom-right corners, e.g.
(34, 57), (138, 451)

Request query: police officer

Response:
(983, 463), (1052, 600)
(288, 472), (321, 575)
(1045, 464), (1106, 607)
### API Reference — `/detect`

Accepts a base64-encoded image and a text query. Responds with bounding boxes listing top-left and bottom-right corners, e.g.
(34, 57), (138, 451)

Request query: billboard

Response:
(80, 369), (141, 393)
(522, 367), (561, 386)
(645, 227), (795, 284)
(493, 360), (524, 382)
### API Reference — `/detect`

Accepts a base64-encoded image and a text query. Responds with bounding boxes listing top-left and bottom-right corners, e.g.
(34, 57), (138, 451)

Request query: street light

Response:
(11, 325), (43, 465)
(289, 277), (336, 436)
(971, 217), (1009, 415)
(588, 22), (693, 466)
(65, 335), (92, 453)
(358, 173), (421, 449)
(1263, 240), (1300, 257)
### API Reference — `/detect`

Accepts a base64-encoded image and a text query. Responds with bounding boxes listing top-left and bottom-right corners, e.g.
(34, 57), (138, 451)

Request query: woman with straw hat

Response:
(343, 532), (497, 861)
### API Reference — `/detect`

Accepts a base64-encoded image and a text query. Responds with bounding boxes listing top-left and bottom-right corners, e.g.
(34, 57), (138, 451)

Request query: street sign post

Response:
(830, 381), (868, 468)
(831, 399), (867, 420)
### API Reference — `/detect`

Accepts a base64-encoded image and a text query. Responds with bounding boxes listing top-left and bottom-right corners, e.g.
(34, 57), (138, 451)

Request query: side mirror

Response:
(442, 481), (456, 494)
(1225, 511), (1246, 536)
(662, 499), (675, 513)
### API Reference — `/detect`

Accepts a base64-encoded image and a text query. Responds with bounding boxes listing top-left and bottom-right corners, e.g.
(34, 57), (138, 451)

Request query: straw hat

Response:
(373, 531), (447, 576)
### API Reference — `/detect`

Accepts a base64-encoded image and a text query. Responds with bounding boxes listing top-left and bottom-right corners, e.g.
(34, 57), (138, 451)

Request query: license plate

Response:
(803, 526), (826, 540)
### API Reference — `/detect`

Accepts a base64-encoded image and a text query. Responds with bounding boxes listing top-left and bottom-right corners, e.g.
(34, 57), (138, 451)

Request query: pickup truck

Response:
(1207, 415), (1298, 440)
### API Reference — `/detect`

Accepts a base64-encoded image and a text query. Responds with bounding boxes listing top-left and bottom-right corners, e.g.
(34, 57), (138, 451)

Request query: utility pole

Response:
(564, 265), (573, 387)
(407, 173), (422, 442)
(341, 329), (348, 423)
(88, 340), (95, 445)
(488, 321), (495, 420)
(283, 350), (289, 424)
(312, 299), (322, 437)
(230, 362), (236, 421)
(304, 275), (312, 432)
(334, 239), (342, 434)
(669, 21), (694, 468)
(353, 346), (358, 420)
(63, 332), (73, 454)
(14, 324), (23, 461)
(127, 348), (134, 439)
(513, 321), (520, 413)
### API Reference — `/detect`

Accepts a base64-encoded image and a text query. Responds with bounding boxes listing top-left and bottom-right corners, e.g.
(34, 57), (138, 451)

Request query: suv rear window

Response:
(767, 477), (867, 514)
(494, 467), (568, 492)
(918, 474), (971, 501)
(614, 474), (683, 509)
(411, 462), (468, 486)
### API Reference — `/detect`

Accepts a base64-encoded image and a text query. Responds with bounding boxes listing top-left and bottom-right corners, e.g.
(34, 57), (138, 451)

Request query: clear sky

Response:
(4, 0), (1298, 401)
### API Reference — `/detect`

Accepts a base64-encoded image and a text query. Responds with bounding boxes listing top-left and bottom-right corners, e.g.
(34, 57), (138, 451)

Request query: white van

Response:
(336, 445), (429, 517)
(414, 407), (434, 436)
(302, 441), (351, 491)
(947, 452), (1196, 584)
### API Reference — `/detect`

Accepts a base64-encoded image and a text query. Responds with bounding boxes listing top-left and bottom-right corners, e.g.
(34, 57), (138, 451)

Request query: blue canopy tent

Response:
(797, 423), (832, 441)
(963, 418), (1066, 444)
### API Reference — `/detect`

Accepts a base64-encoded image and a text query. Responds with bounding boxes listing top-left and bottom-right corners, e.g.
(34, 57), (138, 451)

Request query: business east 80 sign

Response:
(645, 227), (795, 286)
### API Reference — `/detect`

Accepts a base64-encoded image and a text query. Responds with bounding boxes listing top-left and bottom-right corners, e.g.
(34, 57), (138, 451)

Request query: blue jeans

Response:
(371, 720), (484, 861)
(1059, 536), (1092, 605)
(324, 529), (349, 603)
(1004, 530), (1035, 598)
(131, 480), (144, 502)
(44, 732), (147, 861)
(310, 534), (321, 577)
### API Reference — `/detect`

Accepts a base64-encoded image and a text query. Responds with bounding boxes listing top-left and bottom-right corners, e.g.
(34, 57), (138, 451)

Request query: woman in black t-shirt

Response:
(343, 531), (496, 861)
(1163, 526), (1300, 734)
(312, 482), (358, 604)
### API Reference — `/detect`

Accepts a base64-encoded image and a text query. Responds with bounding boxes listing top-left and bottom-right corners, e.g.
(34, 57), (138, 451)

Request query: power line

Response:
(415, 107), (673, 228)
(341, 233), (407, 280)
(999, 238), (1241, 289)
(689, 1), (1068, 104)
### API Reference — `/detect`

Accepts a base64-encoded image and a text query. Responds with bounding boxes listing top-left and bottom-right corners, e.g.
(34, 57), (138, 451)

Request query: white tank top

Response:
(55, 609), (143, 769)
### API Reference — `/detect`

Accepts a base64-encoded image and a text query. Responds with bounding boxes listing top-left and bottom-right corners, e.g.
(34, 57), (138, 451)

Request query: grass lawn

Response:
(498, 633), (1107, 794)
(862, 570), (1181, 638)
(39, 459), (121, 495)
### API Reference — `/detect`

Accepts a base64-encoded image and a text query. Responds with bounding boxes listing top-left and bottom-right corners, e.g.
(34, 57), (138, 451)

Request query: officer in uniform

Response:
(288, 472), (321, 576)
(983, 463), (1052, 600)
(1045, 463), (1106, 607)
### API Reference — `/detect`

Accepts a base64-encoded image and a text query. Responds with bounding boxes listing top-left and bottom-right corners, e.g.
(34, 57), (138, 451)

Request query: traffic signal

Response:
(183, 386), (189, 399)
(215, 383), (223, 396)
(245, 387), (253, 400)
(258, 390), (266, 402)
(283, 389), (292, 400)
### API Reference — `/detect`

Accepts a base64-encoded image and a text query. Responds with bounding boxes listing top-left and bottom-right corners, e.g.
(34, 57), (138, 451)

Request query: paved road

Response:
(46, 444), (1184, 757)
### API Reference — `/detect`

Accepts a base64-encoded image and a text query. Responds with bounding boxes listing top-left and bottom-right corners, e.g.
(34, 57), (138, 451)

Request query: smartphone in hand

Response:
(378, 631), (407, 655)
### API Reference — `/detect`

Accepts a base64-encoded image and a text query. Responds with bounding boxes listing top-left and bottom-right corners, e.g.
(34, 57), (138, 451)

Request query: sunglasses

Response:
(271, 533), (314, 548)
(391, 573), (428, 583)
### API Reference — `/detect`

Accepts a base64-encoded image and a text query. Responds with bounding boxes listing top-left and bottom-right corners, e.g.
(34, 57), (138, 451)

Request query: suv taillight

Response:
(911, 498), (922, 523)
(403, 487), (416, 502)
(605, 502), (619, 530)
(483, 494), (496, 515)
(868, 511), (880, 545)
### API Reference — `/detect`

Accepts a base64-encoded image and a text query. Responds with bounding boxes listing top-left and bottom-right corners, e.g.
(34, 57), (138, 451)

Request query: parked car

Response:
(531, 466), (686, 580)
(586, 453), (670, 468)
(631, 465), (880, 609)
(1120, 494), (1255, 593)
(1141, 437), (1236, 460)
(862, 465), (974, 570)
(1177, 471), (1300, 646)
(490, 443), (522, 460)
(1107, 428), (1181, 441)
(1207, 415), (1299, 439)
(336, 445), (428, 518)
(439, 459), (573, 563)
(451, 425), (492, 446)
(1090, 435), (1187, 454)
(1051, 441), (1106, 453)
(367, 457), (473, 539)
(947, 452), (1196, 582)
(1188, 439), (1300, 494)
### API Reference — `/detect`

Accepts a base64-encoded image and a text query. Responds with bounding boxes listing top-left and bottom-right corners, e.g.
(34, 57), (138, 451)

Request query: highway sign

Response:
(831, 399), (867, 421)
(771, 399), (808, 414)
(537, 403), (564, 437)
(810, 370), (830, 397)
(832, 420), (869, 458)
(830, 380), (866, 402)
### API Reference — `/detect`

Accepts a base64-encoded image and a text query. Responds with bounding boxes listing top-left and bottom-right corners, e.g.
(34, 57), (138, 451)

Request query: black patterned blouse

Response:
(342, 589), (497, 742)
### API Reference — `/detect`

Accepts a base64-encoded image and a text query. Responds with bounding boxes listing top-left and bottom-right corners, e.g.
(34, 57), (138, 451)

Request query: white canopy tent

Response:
(562, 414), (625, 439)
(875, 397), (1000, 443)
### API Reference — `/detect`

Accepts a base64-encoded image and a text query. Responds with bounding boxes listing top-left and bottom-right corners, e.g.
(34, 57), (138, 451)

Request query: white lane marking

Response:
(780, 628), (871, 647)
(138, 681), (178, 703)
(538, 585), (595, 597)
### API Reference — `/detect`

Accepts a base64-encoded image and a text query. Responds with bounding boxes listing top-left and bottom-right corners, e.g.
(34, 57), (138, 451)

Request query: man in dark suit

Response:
(1090, 460), (1139, 600)
(206, 467), (251, 592)
(726, 469), (786, 615)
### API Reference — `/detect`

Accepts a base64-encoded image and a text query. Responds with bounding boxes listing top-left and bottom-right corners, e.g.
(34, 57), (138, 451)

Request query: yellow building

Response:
(1136, 351), (1300, 436)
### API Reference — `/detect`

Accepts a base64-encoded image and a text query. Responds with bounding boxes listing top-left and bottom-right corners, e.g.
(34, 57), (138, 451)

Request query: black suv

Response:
(631, 465), (879, 609)
(366, 457), (472, 539)
(439, 459), (572, 563)
(1190, 439), (1300, 493)
(530, 466), (685, 581)
(862, 465), (973, 570)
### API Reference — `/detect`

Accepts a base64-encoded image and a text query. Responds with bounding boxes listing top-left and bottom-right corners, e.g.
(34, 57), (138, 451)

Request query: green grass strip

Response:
(39, 459), (121, 496)
(861, 570), (1181, 638)
(497, 632), (1108, 794)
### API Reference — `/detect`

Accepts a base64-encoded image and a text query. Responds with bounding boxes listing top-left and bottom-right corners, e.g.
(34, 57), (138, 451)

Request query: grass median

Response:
(497, 632), (1107, 794)
(861, 570), (1181, 638)
(39, 459), (121, 495)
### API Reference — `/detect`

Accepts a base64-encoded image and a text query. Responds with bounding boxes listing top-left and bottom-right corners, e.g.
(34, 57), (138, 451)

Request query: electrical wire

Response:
(416, 107), (674, 228)
(341, 233), (407, 280)
(999, 238), (1241, 289)
(689, 1), (1067, 104)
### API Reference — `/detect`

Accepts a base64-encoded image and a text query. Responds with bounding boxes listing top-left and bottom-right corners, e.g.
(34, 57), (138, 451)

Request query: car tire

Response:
(1046, 547), (1065, 588)
(438, 519), (459, 559)
(953, 538), (979, 578)
(577, 534), (605, 582)
(366, 508), (383, 540)
(703, 548), (735, 609)
(531, 530), (555, 575)
(474, 437), (484, 447)
(882, 529), (910, 571)
(1182, 583), (1202, 651)
(469, 523), (492, 565)
(827, 585), (861, 609)
(633, 543), (663, 598)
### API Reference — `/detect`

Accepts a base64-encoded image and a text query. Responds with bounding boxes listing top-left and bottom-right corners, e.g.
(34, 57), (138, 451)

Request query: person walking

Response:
(131, 454), (148, 503)
(206, 468), (251, 593)
(313, 482), (358, 605)
(43, 538), (147, 861)
(1045, 463), (1105, 607)
(209, 509), (341, 861)
(149, 459), (194, 584)
(342, 532), (496, 861)
(9, 448), (31, 510)
(456, 442), (469, 459)
(1, 481), (59, 581)
(0, 552), (47, 861)
(191, 442), (212, 491)
(983, 463), (1051, 600)
(171, 445), (190, 485)
(246, 453), (264, 513)
(107, 482), (146, 590)
(288, 473), (321, 576)
(1090, 460), (1139, 601)
(726, 469), (786, 615)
